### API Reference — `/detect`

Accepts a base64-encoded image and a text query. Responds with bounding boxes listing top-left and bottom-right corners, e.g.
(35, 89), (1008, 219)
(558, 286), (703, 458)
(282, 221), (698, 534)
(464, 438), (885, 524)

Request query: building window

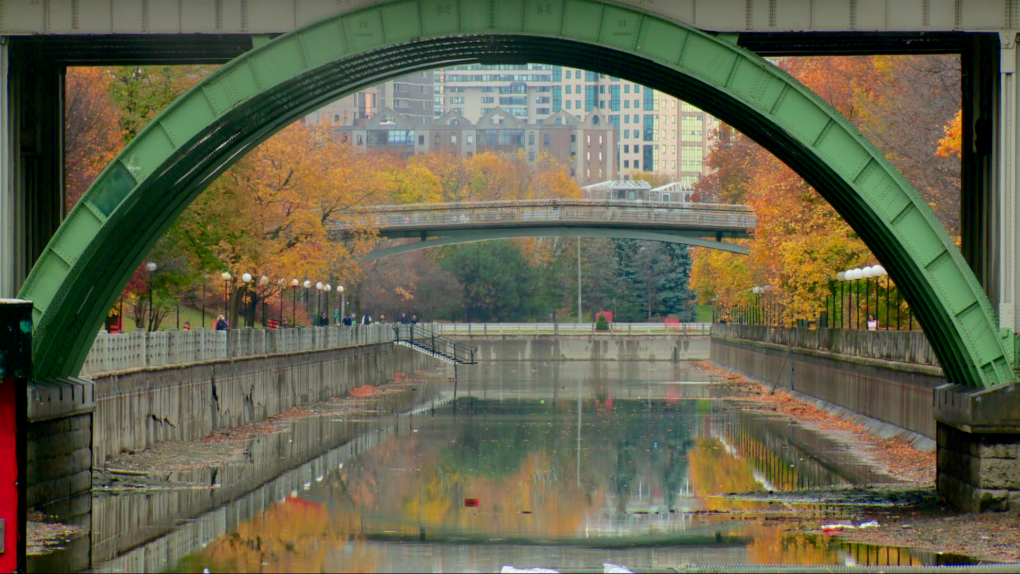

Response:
(418, 135), (425, 145)
(624, 144), (629, 153)
(682, 145), (703, 172)
(449, 96), (465, 104)
(624, 159), (630, 168)
(682, 116), (703, 142)
(566, 101), (572, 109)
(529, 133), (535, 145)
(585, 86), (596, 112)
(625, 85), (631, 94)
(566, 86), (572, 94)
(599, 85), (605, 94)
(634, 85), (641, 93)
(553, 86), (562, 112)
(467, 135), (474, 144)
(633, 160), (639, 169)
(482, 97), (494, 103)
(624, 100), (630, 109)
(571, 134), (576, 142)
(633, 114), (639, 123)
(566, 70), (572, 79)
(434, 134), (440, 143)
(544, 133), (550, 145)
(451, 134), (457, 144)
(357, 135), (363, 145)
(576, 99), (581, 108)
(537, 108), (550, 114)
(528, 151), (535, 161)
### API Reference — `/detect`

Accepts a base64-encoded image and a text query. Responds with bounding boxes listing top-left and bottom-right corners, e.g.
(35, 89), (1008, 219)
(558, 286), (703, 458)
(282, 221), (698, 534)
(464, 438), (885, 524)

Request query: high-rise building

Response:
(435, 65), (717, 185)
(307, 65), (717, 185)
(305, 71), (434, 126)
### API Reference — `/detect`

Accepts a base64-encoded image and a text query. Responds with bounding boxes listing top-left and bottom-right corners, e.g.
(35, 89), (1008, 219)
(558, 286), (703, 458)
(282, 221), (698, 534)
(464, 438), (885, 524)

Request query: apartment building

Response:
(335, 107), (617, 186)
(435, 65), (717, 185)
(305, 70), (434, 126)
(307, 65), (717, 184)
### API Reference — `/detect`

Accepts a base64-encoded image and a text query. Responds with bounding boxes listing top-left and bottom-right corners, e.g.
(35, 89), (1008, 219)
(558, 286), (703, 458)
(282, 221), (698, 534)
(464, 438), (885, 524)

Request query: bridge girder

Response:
(14, 0), (1015, 389)
(359, 227), (750, 261)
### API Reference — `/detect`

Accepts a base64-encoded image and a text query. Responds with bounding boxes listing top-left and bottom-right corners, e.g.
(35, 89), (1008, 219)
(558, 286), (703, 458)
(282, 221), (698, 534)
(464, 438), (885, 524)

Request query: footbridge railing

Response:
(79, 323), (430, 377)
(434, 322), (711, 336)
(333, 200), (755, 237)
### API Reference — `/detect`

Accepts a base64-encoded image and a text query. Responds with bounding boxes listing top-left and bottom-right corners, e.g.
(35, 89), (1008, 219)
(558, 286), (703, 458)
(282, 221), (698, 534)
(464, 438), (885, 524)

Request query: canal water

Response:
(43, 361), (980, 572)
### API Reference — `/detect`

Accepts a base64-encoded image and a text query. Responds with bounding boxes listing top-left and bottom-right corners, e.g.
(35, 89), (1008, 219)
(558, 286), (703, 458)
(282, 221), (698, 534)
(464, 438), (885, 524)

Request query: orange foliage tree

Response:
(692, 55), (960, 326)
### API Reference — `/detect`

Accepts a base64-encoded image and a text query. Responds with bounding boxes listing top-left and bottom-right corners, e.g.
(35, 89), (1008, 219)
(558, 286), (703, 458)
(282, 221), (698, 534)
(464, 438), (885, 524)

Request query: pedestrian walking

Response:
(867, 314), (878, 331)
(182, 321), (191, 331)
(215, 315), (228, 330)
(400, 313), (408, 324)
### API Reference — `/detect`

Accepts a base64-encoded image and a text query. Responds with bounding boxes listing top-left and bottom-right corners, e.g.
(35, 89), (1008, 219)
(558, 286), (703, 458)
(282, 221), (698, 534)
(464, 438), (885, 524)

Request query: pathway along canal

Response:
(34, 361), (995, 572)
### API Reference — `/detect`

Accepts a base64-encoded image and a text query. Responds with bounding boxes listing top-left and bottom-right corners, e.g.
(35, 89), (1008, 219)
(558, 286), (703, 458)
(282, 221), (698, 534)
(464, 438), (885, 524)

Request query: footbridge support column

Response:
(935, 384), (1020, 512)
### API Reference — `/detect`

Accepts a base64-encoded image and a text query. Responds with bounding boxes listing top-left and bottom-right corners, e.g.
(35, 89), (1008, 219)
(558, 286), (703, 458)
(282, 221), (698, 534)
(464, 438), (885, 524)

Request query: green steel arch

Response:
(18, 0), (1015, 388)
(359, 228), (751, 261)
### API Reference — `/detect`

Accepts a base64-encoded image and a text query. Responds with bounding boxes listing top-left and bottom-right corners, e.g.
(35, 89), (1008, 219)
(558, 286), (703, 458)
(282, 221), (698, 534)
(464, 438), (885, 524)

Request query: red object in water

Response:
(464, 498), (480, 507)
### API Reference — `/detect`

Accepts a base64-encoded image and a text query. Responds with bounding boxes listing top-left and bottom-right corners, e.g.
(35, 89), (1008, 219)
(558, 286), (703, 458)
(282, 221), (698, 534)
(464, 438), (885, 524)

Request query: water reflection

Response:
(80, 362), (975, 572)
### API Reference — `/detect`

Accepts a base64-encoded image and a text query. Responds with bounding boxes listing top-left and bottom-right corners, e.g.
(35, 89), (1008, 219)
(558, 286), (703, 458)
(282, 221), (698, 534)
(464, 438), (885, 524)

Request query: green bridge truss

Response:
(18, 0), (1016, 388)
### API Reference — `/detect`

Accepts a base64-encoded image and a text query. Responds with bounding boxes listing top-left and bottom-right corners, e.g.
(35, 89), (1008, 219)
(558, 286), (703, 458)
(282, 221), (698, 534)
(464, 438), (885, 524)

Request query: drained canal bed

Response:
(29, 361), (1014, 572)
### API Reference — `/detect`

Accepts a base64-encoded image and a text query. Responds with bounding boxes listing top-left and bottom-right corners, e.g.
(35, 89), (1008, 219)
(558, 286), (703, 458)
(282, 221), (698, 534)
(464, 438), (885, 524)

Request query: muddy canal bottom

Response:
(42, 362), (987, 571)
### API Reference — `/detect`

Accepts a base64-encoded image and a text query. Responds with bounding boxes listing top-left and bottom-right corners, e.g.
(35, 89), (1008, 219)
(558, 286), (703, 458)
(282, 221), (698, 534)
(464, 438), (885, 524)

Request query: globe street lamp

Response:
(338, 285), (345, 323)
(303, 280), (312, 326)
(291, 279), (300, 326)
(324, 284), (332, 325)
(145, 261), (158, 332)
(221, 271), (232, 325)
(836, 271), (847, 329)
(242, 273), (253, 328)
(258, 275), (269, 328)
(315, 282), (324, 326)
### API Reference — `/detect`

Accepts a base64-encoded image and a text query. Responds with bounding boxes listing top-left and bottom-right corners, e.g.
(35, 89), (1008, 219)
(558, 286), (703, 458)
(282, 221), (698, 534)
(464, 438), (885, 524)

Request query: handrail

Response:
(394, 323), (477, 364)
(431, 322), (711, 336)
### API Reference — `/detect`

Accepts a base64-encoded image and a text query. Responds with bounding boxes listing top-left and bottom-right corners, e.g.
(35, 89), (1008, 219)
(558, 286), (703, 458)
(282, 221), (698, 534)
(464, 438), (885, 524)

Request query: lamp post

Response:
(338, 285), (345, 323)
(303, 280), (312, 326)
(258, 275), (269, 327)
(291, 279), (300, 326)
(752, 286), (762, 325)
(145, 261), (158, 332)
(315, 282), (324, 326)
(221, 271), (232, 326)
(242, 273), (253, 328)
(836, 272), (847, 329)
(324, 284), (332, 325)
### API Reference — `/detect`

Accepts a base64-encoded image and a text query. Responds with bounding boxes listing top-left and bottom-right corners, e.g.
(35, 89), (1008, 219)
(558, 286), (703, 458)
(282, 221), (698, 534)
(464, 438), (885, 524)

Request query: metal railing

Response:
(432, 322), (712, 336)
(393, 323), (477, 364)
(331, 199), (755, 236)
(79, 323), (426, 377)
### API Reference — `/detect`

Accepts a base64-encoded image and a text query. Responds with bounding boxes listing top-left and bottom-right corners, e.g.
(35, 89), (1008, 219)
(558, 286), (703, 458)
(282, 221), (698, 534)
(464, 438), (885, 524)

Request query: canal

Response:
(37, 361), (984, 572)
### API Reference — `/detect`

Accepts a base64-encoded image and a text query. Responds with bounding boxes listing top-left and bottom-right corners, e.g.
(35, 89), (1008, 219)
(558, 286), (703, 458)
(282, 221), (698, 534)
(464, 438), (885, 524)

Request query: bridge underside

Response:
(361, 227), (749, 261)
(12, 0), (1016, 390)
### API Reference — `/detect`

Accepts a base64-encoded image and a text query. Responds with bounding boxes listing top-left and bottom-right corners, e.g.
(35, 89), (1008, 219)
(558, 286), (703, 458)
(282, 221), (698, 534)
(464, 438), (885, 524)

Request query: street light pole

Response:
(291, 279), (300, 327)
(303, 280), (312, 326)
(221, 272), (232, 327)
(577, 237), (582, 323)
(242, 273), (253, 328)
(145, 261), (158, 332)
(339, 285), (345, 322)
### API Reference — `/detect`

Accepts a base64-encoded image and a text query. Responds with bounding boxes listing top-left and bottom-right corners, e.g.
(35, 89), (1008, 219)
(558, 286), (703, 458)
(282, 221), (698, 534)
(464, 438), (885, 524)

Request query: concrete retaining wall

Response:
(448, 335), (710, 361)
(711, 336), (943, 440)
(91, 343), (431, 467)
(27, 342), (435, 509)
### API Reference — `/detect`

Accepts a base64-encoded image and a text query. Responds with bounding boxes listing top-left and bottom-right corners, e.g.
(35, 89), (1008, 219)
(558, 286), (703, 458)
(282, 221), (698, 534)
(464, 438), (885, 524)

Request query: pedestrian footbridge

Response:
(329, 199), (755, 258)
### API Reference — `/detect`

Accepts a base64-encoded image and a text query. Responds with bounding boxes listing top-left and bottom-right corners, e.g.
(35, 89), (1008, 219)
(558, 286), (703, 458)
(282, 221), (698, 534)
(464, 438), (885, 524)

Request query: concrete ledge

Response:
(934, 382), (1020, 434)
(27, 376), (95, 422)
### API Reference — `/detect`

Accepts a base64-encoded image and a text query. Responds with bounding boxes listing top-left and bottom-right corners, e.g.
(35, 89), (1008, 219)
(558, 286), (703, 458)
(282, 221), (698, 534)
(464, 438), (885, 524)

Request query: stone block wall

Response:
(937, 422), (1020, 512)
(27, 414), (92, 508)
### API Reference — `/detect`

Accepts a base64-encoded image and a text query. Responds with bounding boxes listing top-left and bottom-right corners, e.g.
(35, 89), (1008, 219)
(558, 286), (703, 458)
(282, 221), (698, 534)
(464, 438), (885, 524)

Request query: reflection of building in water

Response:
(590, 476), (700, 536)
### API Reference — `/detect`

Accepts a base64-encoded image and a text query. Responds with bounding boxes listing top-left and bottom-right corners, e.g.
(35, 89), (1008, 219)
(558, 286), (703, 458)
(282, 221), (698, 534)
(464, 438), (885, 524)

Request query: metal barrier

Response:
(431, 322), (711, 336)
(79, 323), (419, 377)
(393, 323), (476, 364)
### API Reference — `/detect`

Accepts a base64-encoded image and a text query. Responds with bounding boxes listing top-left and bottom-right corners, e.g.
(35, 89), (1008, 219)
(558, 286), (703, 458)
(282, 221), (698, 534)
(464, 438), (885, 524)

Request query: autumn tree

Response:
(65, 67), (122, 212)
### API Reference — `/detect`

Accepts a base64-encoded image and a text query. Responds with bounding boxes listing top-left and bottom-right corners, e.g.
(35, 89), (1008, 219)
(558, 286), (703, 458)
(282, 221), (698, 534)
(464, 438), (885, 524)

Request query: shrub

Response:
(595, 315), (610, 331)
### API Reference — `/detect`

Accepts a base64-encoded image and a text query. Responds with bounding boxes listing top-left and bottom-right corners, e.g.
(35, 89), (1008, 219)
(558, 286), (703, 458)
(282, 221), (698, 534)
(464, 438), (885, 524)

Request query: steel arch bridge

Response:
(17, 0), (1016, 389)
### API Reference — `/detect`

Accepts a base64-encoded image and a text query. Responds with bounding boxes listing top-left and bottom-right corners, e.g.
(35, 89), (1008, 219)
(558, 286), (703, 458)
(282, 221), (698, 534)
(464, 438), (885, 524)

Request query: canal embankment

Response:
(28, 325), (441, 510)
(447, 334), (710, 362)
(710, 324), (943, 443)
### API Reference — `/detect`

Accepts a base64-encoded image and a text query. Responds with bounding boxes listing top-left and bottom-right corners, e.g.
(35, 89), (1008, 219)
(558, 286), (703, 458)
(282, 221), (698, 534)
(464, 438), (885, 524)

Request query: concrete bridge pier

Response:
(935, 384), (1020, 512)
